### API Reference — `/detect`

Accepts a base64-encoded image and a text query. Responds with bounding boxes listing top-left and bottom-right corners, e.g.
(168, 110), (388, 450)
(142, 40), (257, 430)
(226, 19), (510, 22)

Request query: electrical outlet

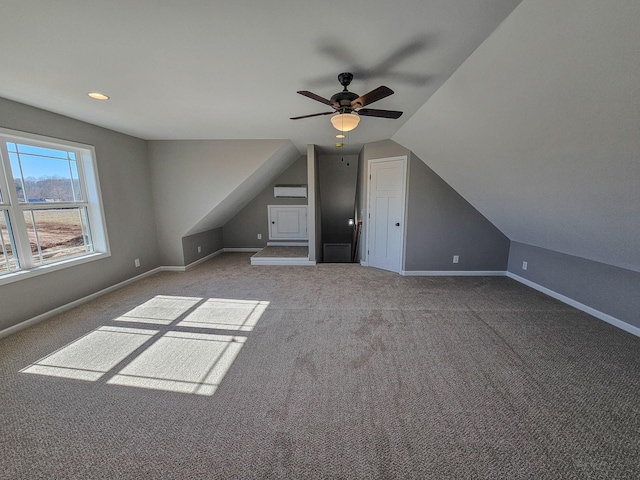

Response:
(197, 245), (202, 253)
(134, 258), (140, 268)
(453, 255), (459, 264)
(522, 261), (528, 270)
(257, 233), (262, 239)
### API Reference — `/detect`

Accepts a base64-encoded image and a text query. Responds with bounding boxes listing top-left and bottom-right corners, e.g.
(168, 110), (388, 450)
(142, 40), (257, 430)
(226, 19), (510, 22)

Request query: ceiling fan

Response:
(290, 72), (403, 132)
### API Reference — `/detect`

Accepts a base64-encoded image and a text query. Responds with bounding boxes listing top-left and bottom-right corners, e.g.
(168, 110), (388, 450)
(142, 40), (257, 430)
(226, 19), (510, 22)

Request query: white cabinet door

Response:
(268, 205), (308, 240)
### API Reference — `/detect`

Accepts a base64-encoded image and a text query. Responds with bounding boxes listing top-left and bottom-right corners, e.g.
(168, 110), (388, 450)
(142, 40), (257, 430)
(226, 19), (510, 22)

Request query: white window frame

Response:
(0, 128), (110, 286)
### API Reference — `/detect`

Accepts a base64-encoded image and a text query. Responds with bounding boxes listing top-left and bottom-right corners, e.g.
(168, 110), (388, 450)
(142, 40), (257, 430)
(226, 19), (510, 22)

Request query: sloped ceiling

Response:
(0, 0), (523, 153)
(394, 0), (640, 273)
(147, 139), (300, 265)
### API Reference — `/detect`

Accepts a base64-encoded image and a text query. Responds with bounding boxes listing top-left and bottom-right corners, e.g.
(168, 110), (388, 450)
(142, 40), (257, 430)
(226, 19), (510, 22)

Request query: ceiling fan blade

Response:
(290, 111), (335, 120)
(297, 90), (335, 106)
(357, 108), (403, 119)
(351, 86), (394, 108)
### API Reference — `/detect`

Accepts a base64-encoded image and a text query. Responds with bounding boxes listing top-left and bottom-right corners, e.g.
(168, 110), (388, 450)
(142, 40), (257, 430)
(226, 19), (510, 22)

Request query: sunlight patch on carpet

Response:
(107, 332), (246, 395)
(114, 295), (202, 325)
(20, 326), (158, 381)
(177, 298), (269, 331)
(21, 296), (269, 395)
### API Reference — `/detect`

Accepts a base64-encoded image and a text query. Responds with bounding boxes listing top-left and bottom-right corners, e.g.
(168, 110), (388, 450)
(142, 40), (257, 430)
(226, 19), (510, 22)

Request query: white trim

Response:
(159, 266), (186, 272)
(250, 257), (316, 266)
(266, 241), (308, 247)
(365, 155), (408, 274)
(184, 249), (224, 270)
(0, 266), (162, 340)
(267, 205), (309, 241)
(402, 270), (507, 277)
(224, 248), (262, 253)
(507, 272), (640, 338)
(0, 252), (111, 286)
(0, 129), (110, 282)
(360, 260), (368, 267)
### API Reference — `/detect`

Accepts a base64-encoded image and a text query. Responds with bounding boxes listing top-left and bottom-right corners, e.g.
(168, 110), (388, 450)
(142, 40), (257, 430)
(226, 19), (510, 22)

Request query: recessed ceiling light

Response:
(336, 134), (345, 139)
(88, 92), (109, 100)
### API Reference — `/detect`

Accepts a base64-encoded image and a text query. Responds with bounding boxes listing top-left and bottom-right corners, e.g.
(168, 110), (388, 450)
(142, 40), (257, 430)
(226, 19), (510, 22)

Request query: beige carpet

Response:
(1, 253), (639, 479)
(252, 246), (309, 258)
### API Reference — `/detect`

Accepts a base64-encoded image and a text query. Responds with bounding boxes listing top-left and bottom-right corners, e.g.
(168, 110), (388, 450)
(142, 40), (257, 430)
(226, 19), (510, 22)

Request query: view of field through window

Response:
(1, 141), (93, 270)
(24, 208), (92, 264)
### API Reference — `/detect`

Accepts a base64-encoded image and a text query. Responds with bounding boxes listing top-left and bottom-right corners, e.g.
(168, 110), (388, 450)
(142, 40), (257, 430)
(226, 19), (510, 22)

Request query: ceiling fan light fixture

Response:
(87, 92), (109, 100)
(331, 113), (360, 132)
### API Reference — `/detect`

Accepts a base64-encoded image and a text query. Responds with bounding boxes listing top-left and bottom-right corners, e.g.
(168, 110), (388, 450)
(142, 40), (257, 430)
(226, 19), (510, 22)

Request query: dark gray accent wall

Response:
(359, 140), (509, 272)
(222, 156), (307, 248)
(318, 154), (358, 245)
(405, 152), (510, 271)
(0, 97), (160, 331)
(182, 228), (224, 266)
(508, 242), (640, 329)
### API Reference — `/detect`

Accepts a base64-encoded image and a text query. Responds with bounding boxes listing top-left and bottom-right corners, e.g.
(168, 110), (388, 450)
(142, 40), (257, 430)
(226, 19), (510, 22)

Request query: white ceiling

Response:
(0, 0), (523, 154)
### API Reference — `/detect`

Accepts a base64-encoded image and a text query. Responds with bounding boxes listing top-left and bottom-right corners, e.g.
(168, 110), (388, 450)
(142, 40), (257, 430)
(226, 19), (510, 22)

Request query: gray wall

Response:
(182, 228), (224, 265)
(405, 152), (510, 271)
(508, 242), (640, 329)
(0, 97), (160, 331)
(318, 154), (358, 246)
(358, 140), (509, 272)
(148, 139), (299, 266)
(222, 156), (307, 248)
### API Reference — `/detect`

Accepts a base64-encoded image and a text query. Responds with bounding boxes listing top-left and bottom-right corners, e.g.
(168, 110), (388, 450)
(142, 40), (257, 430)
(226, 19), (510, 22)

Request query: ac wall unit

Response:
(274, 185), (307, 198)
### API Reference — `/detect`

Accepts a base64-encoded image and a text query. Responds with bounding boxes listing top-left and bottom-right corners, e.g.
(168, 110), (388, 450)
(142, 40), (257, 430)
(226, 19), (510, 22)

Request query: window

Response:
(0, 129), (109, 284)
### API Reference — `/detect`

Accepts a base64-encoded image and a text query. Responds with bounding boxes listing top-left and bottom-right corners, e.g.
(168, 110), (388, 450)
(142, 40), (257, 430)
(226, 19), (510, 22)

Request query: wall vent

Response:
(323, 243), (351, 263)
(274, 185), (307, 198)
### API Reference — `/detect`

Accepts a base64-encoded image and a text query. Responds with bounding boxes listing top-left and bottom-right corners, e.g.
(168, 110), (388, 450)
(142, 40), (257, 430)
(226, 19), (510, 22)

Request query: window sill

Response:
(0, 252), (111, 287)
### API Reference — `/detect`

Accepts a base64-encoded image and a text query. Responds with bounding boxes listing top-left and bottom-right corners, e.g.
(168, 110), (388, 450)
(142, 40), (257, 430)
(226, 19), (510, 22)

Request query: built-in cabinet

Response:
(267, 205), (308, 240)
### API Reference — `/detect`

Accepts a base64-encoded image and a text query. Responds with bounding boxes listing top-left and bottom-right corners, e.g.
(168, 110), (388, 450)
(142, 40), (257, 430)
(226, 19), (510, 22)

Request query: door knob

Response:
(395, 222), (400, 226)
(271, 221), (275, 224)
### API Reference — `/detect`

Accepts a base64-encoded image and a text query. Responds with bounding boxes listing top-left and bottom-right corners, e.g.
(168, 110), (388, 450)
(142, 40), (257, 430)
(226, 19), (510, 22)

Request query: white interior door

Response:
(268, 205), (308, 240)
(367, 157), (407, 273)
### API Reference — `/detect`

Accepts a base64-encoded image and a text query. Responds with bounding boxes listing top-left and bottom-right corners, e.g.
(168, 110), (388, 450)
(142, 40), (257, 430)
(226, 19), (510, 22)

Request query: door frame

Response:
(365, 155), (408, 273)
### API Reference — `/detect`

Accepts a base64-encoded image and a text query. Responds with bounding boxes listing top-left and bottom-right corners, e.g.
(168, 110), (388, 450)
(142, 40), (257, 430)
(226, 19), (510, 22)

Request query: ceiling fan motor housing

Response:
(338, 72), (354, 88)
(330, 91), (359, 112)
(332, 72), (359, 113)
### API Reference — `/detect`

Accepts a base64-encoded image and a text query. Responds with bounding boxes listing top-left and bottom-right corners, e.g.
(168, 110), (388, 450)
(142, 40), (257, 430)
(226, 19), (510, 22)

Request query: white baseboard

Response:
(0, 266), (163, 340)
(360, 260), (368, 267)
(158, 265), (186, 272)
(162, 249), (226, 272)
(507, 272), (640, 338)
(250, 257), (316, 266)
(184, 249), (224, 270)
(402, 270), (506, 277)
(224, 248), (262, 253)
